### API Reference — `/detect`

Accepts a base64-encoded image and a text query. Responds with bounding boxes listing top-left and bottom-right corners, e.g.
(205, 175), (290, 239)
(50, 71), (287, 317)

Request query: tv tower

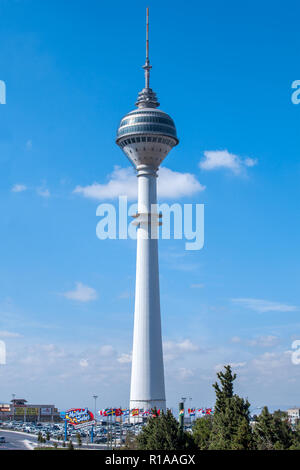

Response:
(116, 8), (179, 412)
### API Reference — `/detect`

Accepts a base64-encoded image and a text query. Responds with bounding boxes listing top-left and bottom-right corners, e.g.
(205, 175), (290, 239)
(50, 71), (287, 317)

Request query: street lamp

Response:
(93, 395), (98, 423)
(12, 393), (15, 422)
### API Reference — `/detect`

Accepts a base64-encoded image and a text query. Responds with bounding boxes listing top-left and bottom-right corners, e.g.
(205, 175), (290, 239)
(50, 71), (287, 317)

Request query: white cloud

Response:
(37, 187), (50, 198)
(118, 291), (131, 300)
(248, 336), (280, 348)
(190, 283), (205, 289)
(11, 184), (51, 197)
(231, 336), (242, 343)
(164, 339), (199, 353)
(73, 166), (205, 201)
(177, 367), (194, 380)
(0, 330), (22, 338)
(79, 359), (88, 367)
(117, 353), (132, 364)
(159, 167), (205, 198)
(99, 345), (115, 357)
(231, 335), (280, 348)
(231, 298), (298, 313)
(251, 351), (292, 376)
(11, 184), (27, 193)
(199, 150), (257, 174)
(163, 339), (201, 362)
(215, 362), (246, 371)
(62, 282), (98, 302)
(26, 140), (32, 150)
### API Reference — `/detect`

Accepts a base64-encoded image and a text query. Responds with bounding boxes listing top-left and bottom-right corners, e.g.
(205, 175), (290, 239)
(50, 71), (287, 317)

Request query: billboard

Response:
(40, 407), (52, 415)
(15, 407), (38, 415)
(65, 408), (94, 427)
(0, 404), (10, 412)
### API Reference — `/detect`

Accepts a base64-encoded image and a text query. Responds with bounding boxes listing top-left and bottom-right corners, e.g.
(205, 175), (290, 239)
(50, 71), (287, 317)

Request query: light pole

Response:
(12, 393), (15, 422)
(93, 395), (98, 423)
(188, 397), (193, 424)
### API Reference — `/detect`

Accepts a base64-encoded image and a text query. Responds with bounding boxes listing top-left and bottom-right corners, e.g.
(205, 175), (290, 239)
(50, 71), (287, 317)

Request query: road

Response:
(0, 430), (109, 450)
(0, 431), (38, 450)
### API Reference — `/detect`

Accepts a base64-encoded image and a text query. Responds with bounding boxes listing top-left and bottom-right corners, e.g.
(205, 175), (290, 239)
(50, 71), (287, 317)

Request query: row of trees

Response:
(127, 366), (300, 450)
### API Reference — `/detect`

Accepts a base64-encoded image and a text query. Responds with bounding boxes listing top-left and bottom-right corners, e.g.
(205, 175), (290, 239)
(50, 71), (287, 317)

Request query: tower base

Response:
(130, 399), (166, 412)
(129, 399), (166, 423)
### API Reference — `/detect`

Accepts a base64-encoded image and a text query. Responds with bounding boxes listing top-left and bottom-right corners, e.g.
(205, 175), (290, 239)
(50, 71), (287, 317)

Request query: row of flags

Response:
(187, 408), (213, 416)
(98, 408), (214, 417)
(99, 408), (161, 417)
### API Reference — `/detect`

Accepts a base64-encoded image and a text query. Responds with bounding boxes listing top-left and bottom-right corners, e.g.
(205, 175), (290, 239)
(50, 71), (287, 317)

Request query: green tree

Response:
(192, 415), (213, 450)
(76, 432), (82, 447)
(137, 409), (196, 451)
(67, 439), (74, 450)
(289, 421), (300, 450)
(253, 407), (293, 450)
(213, 365), (236, 413)
(122, 430), (138, 450)
(209, 365), (253, 450)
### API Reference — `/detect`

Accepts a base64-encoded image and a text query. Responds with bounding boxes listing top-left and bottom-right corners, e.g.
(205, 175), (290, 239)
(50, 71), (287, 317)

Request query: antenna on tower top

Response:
(146, 7), (149, 62)
(136, 7), (159, 107)
(143, 7), (151, 89)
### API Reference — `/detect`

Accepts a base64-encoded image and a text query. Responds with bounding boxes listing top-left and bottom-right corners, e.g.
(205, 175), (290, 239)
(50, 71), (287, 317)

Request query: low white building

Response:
(287, 408), (300, 426)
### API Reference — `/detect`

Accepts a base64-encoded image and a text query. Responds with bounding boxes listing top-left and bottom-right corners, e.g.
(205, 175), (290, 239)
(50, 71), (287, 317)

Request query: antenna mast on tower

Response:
(143, 7), (152, 89)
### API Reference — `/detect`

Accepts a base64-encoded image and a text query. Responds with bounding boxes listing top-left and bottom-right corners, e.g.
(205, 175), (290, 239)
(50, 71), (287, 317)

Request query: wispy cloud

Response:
(11, 184), (27, 193)
(117, 353), (132, 364)
(163, 339), (201, 362)
(79, 358), (88, 368)
(215, 362), (246, 371)
(0, 330), (22, 338)
(11, 184), (51, 197)
(99, 345), (115, 357)
(62, 282), (98, 302)
(26, 140), (32, 150)
(73, 166), (205, 201)
(248, 335), (280, 348)
(37, 187), (50, 198)
(199, 150), (257, 174)
(177, 367), (195, 380)
(231, 336), (242, 343)
(231, 298), (298, 313)
(118, 290), (131, 300)
(231, 335), (280, 348)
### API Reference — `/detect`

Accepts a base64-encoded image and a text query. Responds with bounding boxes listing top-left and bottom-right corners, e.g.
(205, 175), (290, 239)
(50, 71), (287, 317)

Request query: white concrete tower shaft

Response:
(130, 165), (165, 411)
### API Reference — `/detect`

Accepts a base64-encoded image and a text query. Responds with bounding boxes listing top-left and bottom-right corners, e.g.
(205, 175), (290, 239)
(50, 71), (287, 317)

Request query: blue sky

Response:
(0, 0), (300, 414)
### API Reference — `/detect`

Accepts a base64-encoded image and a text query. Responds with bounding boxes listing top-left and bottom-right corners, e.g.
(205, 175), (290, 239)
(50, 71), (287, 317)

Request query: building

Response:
(116, 8), (179, 412)
(0, 403), (11, 420)
(0, 398), (60, 422)
(287, 408), (300, 426)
